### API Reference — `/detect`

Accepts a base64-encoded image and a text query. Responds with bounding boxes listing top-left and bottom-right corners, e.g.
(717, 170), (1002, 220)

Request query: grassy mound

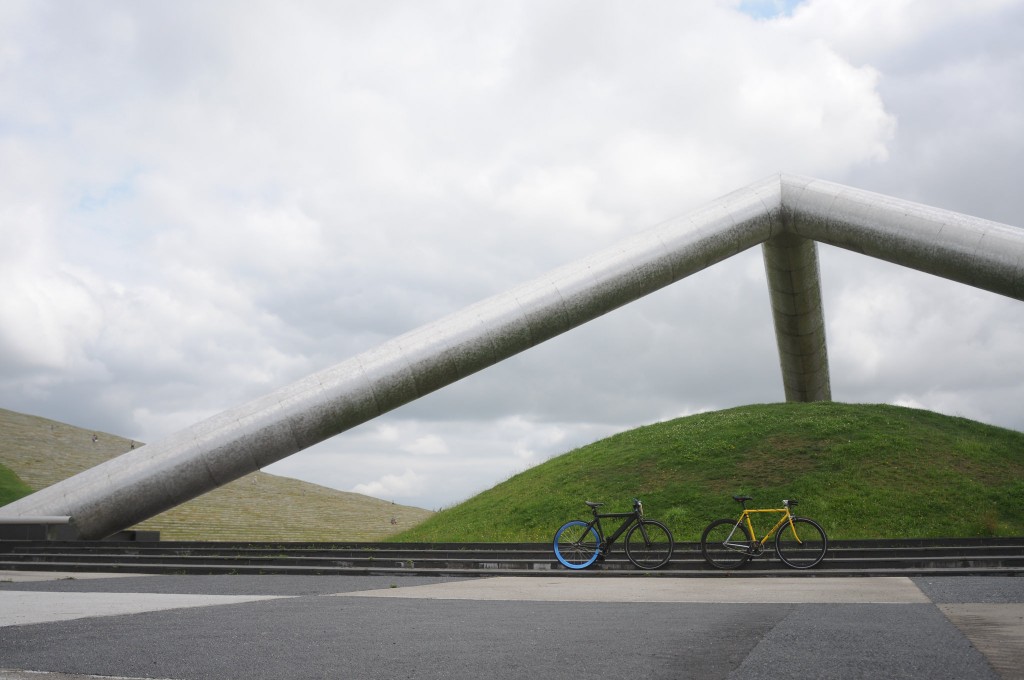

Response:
(0, 463), (32, 507)
(395, 402), (1024, 542)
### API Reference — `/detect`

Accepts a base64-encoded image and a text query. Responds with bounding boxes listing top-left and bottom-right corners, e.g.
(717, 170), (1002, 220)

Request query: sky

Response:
(1, 0), (1022, 510)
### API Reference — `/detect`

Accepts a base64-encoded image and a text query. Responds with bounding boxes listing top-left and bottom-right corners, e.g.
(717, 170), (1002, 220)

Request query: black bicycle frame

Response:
(589, 509), (640, 554)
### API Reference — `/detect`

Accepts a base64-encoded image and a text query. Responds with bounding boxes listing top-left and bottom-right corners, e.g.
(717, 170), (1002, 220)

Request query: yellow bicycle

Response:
(700, 496), (828, 570)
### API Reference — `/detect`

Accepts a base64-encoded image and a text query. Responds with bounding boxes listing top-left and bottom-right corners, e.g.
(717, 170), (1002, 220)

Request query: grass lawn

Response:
(0, 463), (33, 507)
(394, 402), (1024, 543)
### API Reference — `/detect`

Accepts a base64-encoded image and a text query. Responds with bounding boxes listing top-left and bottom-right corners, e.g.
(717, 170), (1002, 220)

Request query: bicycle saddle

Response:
(585, 501), (605, 509)
(732, 495), (753, 503)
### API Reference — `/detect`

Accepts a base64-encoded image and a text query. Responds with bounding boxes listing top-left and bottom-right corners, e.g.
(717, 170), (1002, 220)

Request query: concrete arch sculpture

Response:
(3, 174), (1022, 539)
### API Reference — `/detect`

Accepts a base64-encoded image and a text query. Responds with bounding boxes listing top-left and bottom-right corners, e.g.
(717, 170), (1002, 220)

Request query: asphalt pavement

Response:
(0, 571), (1021, 680)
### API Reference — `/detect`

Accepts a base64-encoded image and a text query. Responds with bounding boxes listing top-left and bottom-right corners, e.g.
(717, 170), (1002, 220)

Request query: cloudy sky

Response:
(2, 0), (1022, 510)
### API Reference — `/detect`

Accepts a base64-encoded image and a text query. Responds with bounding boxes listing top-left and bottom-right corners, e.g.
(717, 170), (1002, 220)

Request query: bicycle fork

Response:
(782, 516), (807, 544)
(635, 522), (650, 544)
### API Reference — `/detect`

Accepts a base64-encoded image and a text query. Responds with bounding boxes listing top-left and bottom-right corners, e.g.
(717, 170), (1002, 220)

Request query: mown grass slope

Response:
(0, 463), (32, 507)
(395, 402), (1024, 543)
(0, 408), (433, 541)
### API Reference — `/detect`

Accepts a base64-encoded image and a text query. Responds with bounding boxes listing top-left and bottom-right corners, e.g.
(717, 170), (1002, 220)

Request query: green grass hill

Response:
(0, 408), (433, 541)
(395, 402), (1024, 543)
(5, 402), (1023, 544)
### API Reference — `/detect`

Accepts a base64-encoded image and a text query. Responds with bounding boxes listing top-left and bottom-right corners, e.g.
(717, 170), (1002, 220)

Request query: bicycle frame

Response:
(588, 508), (641, 554)
(726, 506), (803, 549)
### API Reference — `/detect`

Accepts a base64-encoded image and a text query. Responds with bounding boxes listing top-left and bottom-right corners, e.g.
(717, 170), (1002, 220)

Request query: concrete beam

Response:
(782, 175), (1024, 301)
(0, 179), (783, 539)
(2, 174), (1021, 539)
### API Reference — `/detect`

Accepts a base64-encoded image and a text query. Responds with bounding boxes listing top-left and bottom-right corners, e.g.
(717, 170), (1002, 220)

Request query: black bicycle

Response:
(553, 498), (674, 570)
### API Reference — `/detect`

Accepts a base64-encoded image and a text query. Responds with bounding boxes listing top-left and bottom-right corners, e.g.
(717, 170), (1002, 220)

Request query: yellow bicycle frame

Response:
(737, 506), (804, 547)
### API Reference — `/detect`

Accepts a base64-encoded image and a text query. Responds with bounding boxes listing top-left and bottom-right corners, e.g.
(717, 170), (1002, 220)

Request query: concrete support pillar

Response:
(762, 232), (831, 402)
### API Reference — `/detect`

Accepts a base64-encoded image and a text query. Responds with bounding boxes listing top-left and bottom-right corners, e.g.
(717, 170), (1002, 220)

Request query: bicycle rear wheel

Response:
(624, 519), (674, 570)
(553, 520), (600, 569)
(775, 517), (827, 569)
(700, 518), (753, 570)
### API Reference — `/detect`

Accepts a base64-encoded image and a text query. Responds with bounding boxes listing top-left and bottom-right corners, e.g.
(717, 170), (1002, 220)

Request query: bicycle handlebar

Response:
(585, 498), (645, 516)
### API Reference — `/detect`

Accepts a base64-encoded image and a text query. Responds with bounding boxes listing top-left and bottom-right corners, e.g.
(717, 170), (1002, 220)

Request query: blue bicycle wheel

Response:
(553, 520), (600, 569)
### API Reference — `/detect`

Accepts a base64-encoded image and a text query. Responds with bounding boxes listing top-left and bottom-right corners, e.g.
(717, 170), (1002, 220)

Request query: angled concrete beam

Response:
(0, 179), (782, 539)
(2, 174), (1022, 539)
(782, 175), (1024, 301)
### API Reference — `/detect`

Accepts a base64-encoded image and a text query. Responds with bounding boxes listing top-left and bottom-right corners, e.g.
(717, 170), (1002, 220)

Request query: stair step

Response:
(1, 538), (1022, 577)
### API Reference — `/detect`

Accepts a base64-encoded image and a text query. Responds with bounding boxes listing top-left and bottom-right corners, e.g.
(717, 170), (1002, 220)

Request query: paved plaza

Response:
(0, 572), (1022, 679)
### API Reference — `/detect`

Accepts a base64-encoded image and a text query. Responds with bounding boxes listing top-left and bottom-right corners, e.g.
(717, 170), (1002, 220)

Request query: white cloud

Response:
(823, 245), (1024, 424)
(780, 0), (1020, 65)
(2, 0), (1022, 509)
(403, 435), (449, 457)
(265, 415), (620, 508)
(353, 469), (425, 501)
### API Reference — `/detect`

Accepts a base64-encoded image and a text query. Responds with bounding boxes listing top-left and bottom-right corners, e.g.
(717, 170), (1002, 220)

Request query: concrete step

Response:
(1, 538), (1022, 577)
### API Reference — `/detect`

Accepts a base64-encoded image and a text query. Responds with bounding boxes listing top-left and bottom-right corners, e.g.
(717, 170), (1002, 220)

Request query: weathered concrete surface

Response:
(0, 591), (286, 627)
(2, 174), (1022, 539)
(939, 603), (1024, 680)
(761, 232), (831, 402)
(0, 575), (1018, 680)
(782, 175), (1024, 299)
(340, 576), (932, 603)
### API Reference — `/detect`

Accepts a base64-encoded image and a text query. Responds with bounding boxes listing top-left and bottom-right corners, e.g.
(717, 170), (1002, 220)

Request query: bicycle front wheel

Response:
(775, 517), (827, 569)
(624, 519), (674, 570)
(553, 520), (600, 570)
(701, 518), (753, 570)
